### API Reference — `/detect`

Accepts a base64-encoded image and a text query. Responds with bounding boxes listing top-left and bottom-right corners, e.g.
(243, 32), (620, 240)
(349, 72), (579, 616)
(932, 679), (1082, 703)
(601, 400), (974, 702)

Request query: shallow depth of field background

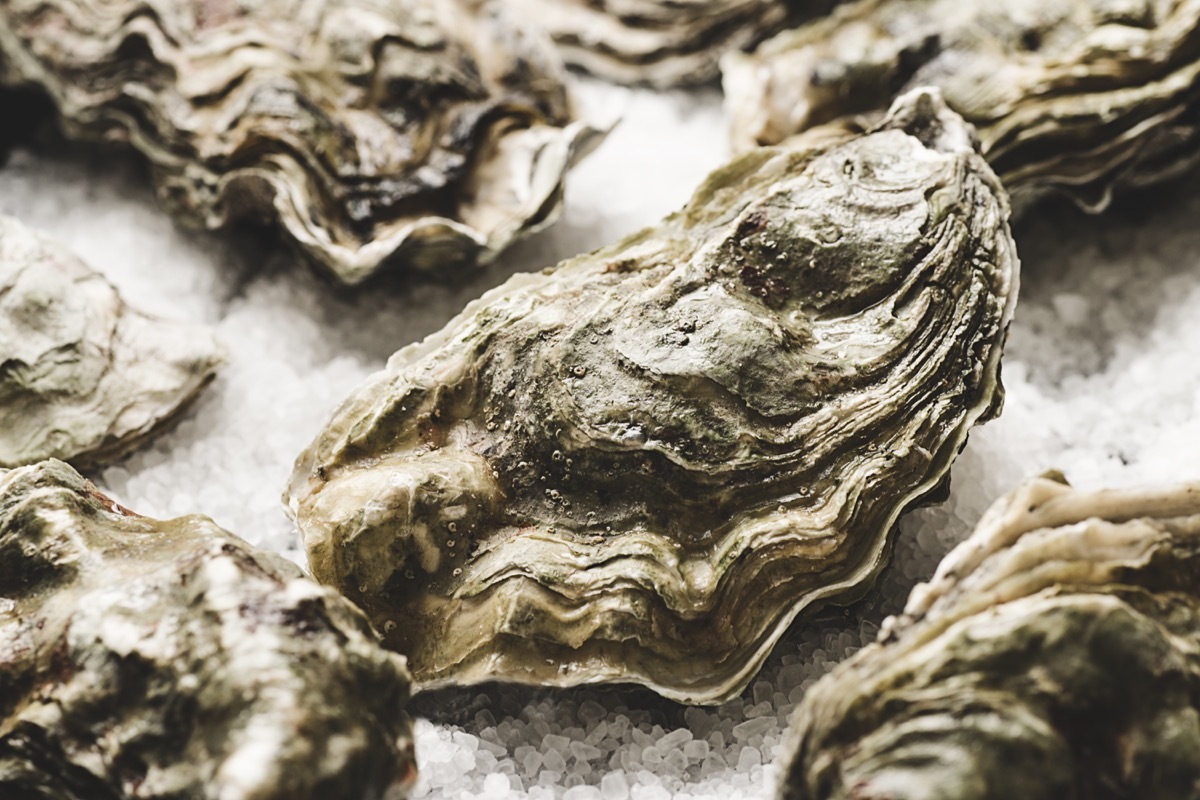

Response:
(4, 77), (1200, 799)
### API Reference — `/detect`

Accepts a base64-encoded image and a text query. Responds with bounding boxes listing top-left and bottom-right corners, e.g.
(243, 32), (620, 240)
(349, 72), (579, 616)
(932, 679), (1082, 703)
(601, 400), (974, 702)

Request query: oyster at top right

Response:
(780, 473), (1200, 800)
(724, 0), (1200, 213)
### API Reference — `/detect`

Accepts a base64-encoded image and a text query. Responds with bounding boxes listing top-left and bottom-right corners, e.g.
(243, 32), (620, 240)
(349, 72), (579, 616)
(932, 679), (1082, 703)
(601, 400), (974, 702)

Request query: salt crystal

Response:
(701, 753), (728, 775)
(735, 747), (762, 771)
(656, 728), (692, 751)
(564, 786), (603, 800)
(731, 717), (772, 741)
(683, 707), (714, 738)
(601, 771), (631, 800)
(630, 728), (654, 748)
(663, 749), (687, 772)
(579, 700), (608, 723)
(570, 740), (603, 761)
(475, 749), (499, 772)
(480, 773), (509, 798)
(630, 784), (671, 800)
(543, 748), (567, 773)
(585, 721), (609, 746)
(522, 750), (544, 776)
(544, 733), (572, 753)
(452, 731), (480, 751)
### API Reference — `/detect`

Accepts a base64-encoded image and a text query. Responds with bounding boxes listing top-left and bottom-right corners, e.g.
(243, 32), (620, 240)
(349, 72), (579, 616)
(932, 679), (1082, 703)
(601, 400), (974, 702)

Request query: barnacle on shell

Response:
(0, 215), (223, 470)
(0, 0), (603, 284)
(724, 0), (1200, 213)
(0, 459), (416, 800)
(286, 89), (1019, 704)
(780, 472), (1200, 800)
(500, 0), (825, 87)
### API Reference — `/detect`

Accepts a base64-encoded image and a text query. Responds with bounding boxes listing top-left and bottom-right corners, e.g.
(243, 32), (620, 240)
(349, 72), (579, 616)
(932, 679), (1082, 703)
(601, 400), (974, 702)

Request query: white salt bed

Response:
(3, 75), (1200, 800)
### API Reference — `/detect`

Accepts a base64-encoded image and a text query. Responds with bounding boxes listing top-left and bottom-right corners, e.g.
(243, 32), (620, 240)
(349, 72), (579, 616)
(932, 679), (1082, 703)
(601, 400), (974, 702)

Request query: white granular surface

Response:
(4, 78), (1200, 800)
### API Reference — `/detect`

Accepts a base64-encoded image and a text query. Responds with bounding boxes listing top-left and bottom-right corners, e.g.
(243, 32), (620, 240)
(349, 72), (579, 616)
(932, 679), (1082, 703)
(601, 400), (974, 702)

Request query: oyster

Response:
(0, 0), (602, 285)
(501, 0), (815, 87)
(286, 88), (1019, 704)
(0, 459), (416, 799)
(779, 473), (1200, 800)
(0, 215), (223, 469)
(723, 0), (1200, 212)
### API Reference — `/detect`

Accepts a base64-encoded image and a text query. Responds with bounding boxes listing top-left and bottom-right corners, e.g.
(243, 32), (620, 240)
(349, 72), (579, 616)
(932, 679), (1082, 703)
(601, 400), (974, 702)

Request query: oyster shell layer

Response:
(501, 0), (810, 87)
(0, 459), (416, 800)
(0, 0), (602, 284)
(0, 215), (223, 469)
(780, 473), (1200, 800)
(724, 0), (1200, 213)
(286, 89), (1019, 704)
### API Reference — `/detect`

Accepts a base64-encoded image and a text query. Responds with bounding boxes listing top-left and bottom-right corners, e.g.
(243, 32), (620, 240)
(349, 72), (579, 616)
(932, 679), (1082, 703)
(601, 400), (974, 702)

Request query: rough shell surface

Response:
(0, 459), (416, 800)
(0, 215), (223, 470)
(286, 89), (1020, 704)
(0, 0), (602, 285)
(500, 0), (815, 88)
(780, 472), (1200, 800)
(723, 0), (1200, 213)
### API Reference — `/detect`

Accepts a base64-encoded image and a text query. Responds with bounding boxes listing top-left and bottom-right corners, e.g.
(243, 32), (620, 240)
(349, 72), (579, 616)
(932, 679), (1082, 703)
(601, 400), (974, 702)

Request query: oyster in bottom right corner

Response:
(778, 471), (1200, 800)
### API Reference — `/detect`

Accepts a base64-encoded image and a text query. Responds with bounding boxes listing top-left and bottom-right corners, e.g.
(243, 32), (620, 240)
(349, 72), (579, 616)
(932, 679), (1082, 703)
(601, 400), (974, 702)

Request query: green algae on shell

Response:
(780, 472), (1200, 800)
(0, 459), (416, 800)
(0, 215), (223, 470)
(0, 0), (602, 284)
(724, 0), (1200, 213)
(286, 88), (1019, 705)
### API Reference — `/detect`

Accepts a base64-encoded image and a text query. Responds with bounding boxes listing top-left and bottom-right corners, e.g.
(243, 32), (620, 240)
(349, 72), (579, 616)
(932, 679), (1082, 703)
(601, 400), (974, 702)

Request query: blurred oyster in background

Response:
(502, 0), (829, 87)
(0, 215), (223, 469)
(0, 459), (417, 800)
(724, 0), (1200, 212)
(0, 0), (603, 284)
(286, 89), (1019, 704)
(780, 472), (1200, 800)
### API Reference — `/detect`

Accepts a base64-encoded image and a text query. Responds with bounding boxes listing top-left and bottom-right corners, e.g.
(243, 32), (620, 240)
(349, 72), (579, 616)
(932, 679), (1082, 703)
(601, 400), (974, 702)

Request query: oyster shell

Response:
(0, 0), (602, 285)
(501, 0), (815, 87)
(286, 88), (1019, 704)
(0, 215), (223, 469)
(723, 0), (1200, 212)
(779, 472), (1200, 800)
(0, 459), (416, 799)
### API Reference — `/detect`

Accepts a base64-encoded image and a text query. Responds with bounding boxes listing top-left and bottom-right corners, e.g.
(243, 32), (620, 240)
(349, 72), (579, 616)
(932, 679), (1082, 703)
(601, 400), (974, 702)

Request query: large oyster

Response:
(723, 0), (1200, 212)
(0, 215), (223, 469)
(0, 0), (601, 285)
(779, 473), (1200, 800)
(0, 459), (416, 799)
(286, 88), (1019, 704)
(501, 0), (814, 87)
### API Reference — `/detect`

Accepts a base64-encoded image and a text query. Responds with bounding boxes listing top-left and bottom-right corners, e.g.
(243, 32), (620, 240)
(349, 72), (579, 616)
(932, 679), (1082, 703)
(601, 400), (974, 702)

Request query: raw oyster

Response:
(0, 0), (602, 285)
(0, 459), (416, 800)
(287, 88), (1019, 704)
(724, 0), (1200, 212)
(0, 215), (223, 469)
(501, 0), (815, 87)
(779, 473), (1200, 800)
